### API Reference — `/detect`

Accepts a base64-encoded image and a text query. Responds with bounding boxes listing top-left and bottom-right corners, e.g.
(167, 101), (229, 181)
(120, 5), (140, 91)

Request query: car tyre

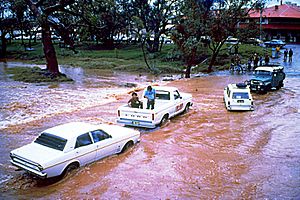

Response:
(160, 114), (169, 126)
(183, 103), (190, 113)
(62, 162), (79, 178)
(279, 81), (284, 88)
(121, 141), (134, 153)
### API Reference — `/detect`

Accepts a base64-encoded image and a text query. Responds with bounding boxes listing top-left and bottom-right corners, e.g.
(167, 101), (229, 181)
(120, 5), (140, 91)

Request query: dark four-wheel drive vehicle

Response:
(249, 65), (285, 93)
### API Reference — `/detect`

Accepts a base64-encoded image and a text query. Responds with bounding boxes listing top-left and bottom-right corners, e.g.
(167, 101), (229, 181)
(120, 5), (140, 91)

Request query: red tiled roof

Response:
(249, 4), (300, 18)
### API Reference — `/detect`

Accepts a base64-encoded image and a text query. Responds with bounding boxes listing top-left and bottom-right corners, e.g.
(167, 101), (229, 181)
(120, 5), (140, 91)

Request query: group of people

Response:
(127, 86), (156, 110)
(246, 53), (270, 71)
(283, 48), (293, 62)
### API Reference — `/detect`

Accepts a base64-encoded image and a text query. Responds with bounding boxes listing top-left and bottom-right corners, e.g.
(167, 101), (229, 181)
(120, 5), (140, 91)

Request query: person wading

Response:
(289, 48), (293, 62)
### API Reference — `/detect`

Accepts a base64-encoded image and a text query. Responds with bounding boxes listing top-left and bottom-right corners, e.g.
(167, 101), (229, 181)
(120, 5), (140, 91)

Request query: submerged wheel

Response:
(183, 103), (190, 113)
(62, 162), (79, 178)
(160, 115), (169, 126)
(121, 141), (134, 153)
(279, 81), (284, 88)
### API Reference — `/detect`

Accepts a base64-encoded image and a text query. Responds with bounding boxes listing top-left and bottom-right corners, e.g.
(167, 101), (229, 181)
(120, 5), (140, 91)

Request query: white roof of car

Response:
(255, 66), (283, 72)
(271, 39), (283, 42)
(43, 122), (101, 140)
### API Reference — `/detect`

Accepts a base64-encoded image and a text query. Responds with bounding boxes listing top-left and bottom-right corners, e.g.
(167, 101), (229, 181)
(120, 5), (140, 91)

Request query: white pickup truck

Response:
(117, 86), (192, 128)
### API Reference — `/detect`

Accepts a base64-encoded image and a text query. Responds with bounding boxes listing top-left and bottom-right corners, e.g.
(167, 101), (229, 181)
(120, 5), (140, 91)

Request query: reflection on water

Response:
(0, 44), (300, 199)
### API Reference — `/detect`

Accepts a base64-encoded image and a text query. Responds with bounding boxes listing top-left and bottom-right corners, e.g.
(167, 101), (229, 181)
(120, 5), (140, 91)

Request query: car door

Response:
(173, 90), (184, 115)
(74, 133), (97, 165)
(91, 130), (117, 161)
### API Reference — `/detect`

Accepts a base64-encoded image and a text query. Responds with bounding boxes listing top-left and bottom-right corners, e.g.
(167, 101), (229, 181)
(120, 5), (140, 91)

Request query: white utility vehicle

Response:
(117, 86), (193, 128)
(10, 122), (140, 179)
(224, 83), (254, 111)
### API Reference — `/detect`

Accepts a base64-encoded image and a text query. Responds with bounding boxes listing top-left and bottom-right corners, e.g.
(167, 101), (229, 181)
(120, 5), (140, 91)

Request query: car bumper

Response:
(11, 160), (47, 178)
(227, 105), (254, 111)
(250, 85), (267, 92)
(117, 119), (156, 129)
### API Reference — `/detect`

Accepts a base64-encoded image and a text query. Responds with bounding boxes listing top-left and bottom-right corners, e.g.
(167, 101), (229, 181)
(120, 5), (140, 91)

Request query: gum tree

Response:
(25, 0), (76, 76)
(172, 0), (262, 77)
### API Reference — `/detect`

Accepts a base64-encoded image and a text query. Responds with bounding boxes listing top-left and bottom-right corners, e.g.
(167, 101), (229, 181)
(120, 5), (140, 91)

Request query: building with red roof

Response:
(242, 3), (300, 42)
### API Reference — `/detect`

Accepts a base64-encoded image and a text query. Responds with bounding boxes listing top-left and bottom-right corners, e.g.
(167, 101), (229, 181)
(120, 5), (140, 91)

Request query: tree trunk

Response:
(208, 53), (217, 73)
(141, 38), (153, 71)
(0, 34), (7, 58)
(208, 47), (222, 73)
(152, 36), (160, 52)
(185, 65), (192, 78)
(41, 22), (59, 75)
(103, 38), (114, 49)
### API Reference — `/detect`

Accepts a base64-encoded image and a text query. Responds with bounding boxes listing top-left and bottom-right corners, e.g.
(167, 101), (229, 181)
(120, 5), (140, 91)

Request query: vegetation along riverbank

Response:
(4, 41), (269, 83)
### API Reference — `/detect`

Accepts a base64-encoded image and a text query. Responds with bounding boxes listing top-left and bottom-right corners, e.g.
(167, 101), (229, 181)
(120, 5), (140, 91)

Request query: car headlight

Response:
(259, 82), (264, 85)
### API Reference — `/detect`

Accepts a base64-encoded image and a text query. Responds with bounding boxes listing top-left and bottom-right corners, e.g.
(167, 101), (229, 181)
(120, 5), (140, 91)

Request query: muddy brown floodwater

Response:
(0, 45), (300, 199)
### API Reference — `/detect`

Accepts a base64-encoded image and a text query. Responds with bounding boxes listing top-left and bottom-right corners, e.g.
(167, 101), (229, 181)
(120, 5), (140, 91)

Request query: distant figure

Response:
(275, 46), (280, 58)
(259, 56), (263, 66)
(253, 53), (259, 69)
(283, 49), (288, 62)
(128, 92), (142, 108)
(265, 54), (270, 65)
(144, 86), (156, 110)
(234, 45), (239, 54)
(289, 48), (293, 62)
(230, 57), (235, 71)
(247, 57), (252, 71)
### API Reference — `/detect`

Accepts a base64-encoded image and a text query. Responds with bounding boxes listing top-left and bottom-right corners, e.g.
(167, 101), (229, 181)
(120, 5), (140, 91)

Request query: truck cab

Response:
(249, 65), (285, 93)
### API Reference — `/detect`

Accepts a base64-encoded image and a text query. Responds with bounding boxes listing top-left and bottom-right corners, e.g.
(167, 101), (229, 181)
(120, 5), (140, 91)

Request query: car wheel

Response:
(279, 81), (284, 88)
(183, 103), (190, 113)
(121, 141), (134, 153)
(160, 114), (169, 126)
(62, 162), (79, 178)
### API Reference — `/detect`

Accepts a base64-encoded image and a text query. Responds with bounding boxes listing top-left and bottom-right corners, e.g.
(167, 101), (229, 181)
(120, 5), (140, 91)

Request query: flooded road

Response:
(0, 45), (299, 199)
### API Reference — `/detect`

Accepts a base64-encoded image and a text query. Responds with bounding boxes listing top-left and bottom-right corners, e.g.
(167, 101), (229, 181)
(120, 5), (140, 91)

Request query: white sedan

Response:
(224, 83), (254, 111)
(10, 122), (140, 179)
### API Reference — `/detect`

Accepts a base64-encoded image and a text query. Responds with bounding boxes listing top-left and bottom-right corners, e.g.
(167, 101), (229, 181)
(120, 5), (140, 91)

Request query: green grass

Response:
(6, 67), (73, 83)
(6, 40), (270, 75)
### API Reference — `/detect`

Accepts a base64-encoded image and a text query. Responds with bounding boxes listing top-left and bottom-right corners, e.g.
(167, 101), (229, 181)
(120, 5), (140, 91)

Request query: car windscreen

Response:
(34, 133), (67, 151)
(232, 92), (249, 99)
(255, 70), (271, 76)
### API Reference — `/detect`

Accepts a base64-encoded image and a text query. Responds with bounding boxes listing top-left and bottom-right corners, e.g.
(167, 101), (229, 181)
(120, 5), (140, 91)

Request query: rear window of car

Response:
(156, 90), (170, 100)
(232, 92), (249, 99)
(34, 133), (67, 151)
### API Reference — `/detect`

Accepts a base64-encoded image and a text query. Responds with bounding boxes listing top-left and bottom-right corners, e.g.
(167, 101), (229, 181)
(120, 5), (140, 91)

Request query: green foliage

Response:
(6, 67), (73, 83)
